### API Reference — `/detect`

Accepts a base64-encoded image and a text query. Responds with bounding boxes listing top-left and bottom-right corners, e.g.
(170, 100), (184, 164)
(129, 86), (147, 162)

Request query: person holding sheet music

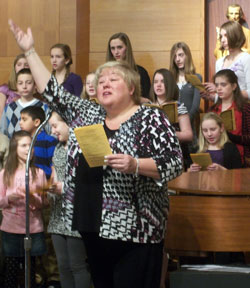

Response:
(8, 20), (183, 288)
(149, 68), (193, 169)
(169, 42), (202, 153)
(210, 69), (250, 167)
(189, 112), (242, 172)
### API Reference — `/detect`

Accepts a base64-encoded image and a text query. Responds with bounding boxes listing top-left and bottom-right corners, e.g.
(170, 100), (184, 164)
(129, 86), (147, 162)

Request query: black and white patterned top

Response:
(42, 76), (183, 244)
(47, 142), (81, 237)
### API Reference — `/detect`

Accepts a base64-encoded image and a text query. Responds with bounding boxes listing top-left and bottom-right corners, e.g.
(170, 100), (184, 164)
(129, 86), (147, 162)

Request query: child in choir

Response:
(48, 111), (91, 288)
(0, 54), (29, 118)
(50, 43), (83, 96)
(204, 21), (250, 101)
(106, 32), (151, 99)
(20, 106), (57, 179)
(211, 69), (250, 167)
(0, 68), (48, 138)
(19, 106), (59, 287)
(81, 72), (97, 100)
(0, 130), (47, 288)
(189, 112), (242, 172)
(170, 42), (202, 153)
(150, 68), (193, 169)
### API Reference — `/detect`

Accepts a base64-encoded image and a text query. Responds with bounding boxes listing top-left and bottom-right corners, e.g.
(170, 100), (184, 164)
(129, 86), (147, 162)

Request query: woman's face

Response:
(153, 73), (166, 99)
(49, 114), (69, 143)
(15, 58), (29, 73)
(97, 68), (134, 110)
(220, 29), (228, 50)
(201, 119), (223, 147)
(85, 73), (96, 98)
(110, 38), (127, 61)
(174, 48), (186, 70)
(50, 48), (68, 71)
(214, 76), (236, 101)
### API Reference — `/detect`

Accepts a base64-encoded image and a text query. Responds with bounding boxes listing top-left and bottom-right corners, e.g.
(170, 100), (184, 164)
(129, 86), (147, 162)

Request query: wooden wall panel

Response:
(89, 0), (205, 81)
(0, 0), (89, 85)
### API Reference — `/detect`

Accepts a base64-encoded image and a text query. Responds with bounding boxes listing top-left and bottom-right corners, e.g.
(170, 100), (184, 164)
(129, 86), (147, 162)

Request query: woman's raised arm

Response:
(8, 19), (51, 93)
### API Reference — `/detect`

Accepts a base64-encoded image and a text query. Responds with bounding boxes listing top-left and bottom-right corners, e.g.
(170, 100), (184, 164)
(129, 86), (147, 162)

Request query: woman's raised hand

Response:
(8, 19), (34, 52)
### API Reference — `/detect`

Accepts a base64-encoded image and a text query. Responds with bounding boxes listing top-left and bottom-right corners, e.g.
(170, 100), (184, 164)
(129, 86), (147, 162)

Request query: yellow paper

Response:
(144, 102), (178, 123)
(161, 102), (178, 123)
(185, 74), (205, 92)
(74, 124), (112, 167)
(190, 153), (213, 170)
(220, 109), (236, 131)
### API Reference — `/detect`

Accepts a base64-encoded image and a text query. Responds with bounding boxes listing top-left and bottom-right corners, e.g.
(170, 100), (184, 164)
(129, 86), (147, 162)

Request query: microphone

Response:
(24, 108), (52, 288)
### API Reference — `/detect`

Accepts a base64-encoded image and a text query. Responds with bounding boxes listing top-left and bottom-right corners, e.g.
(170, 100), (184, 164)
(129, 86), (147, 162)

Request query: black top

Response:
(137, 65), (151, 99)
(72, 122), (118, 233)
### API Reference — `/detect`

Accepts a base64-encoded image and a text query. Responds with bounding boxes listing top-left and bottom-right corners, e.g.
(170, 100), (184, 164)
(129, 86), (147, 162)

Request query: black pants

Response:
(80, 232), (163, 288)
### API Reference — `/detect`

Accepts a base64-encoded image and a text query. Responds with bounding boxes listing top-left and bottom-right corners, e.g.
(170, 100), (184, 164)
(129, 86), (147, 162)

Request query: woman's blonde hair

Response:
(8, 54), (26, 91)
(169, 42), (196, 82)
(198, 112), (229, 152)
(95, 61), (141, 105)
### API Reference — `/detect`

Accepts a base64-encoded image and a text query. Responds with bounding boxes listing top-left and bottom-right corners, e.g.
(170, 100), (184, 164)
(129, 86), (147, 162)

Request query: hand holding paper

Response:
(74, 124), (112, 167)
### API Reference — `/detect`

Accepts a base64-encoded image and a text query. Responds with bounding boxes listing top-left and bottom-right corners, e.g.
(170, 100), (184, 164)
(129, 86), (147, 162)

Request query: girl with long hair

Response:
(0, 54), (29, 118)
(150, 68), (193, 143)
(106, 32), (151, 99)
(0, 130), (47, 287)
(150, 68), (193, 170)
(170, 42), (202, 153)
(204, 21), (250, 101)
(50, 43), (83, 97)
(81, 72), (97, 100)
(211, 69), (250, 167)
(189, 112), (242, 172)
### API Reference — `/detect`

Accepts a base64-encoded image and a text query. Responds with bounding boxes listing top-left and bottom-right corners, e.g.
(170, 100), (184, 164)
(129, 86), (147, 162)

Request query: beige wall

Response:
(0, 0), (89, 85)
(0, 0), (204, 88)
(89, 0), (205, 81)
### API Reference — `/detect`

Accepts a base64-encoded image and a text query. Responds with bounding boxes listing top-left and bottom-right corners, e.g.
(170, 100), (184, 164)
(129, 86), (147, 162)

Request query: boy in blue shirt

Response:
(20, 105), (57, 179)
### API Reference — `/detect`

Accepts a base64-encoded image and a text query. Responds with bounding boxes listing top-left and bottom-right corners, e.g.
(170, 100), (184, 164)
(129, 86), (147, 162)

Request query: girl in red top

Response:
(211, 69), (250, 166)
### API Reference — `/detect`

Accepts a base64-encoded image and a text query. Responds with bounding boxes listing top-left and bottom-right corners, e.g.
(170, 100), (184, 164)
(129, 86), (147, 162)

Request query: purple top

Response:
(0, 84), (20, 104)
(62, 72), (83, 97)
(207, 149), (224, 166)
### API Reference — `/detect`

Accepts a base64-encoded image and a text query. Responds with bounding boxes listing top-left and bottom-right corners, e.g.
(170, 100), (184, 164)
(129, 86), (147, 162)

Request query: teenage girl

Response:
(150, 68), (193, 142)
(0, 130), (47, 288)
(81, 72), (97, 100)
(150, 68), (193, 169)
(50, 43), (83, 96)
(204, 21), (250, 101)
(106, 32), (151, 99)
(189, 112), (242, 172)
(211, 69), (250, 167)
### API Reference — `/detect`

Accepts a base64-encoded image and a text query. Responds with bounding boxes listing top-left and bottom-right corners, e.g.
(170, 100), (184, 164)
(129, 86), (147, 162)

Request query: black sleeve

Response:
(223, 142), (242, 169)
(137, 65), (151, 99)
